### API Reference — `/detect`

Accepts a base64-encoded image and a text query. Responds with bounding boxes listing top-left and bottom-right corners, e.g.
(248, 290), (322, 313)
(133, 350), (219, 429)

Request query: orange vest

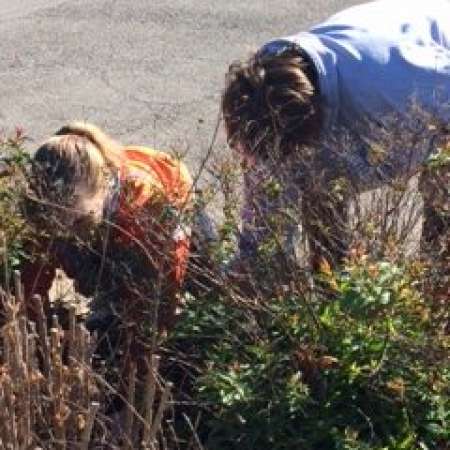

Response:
(114, 146), (192, 287)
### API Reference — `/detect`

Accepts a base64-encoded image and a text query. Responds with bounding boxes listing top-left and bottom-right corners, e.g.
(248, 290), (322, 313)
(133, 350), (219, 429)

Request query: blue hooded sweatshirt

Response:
(261, 0), (450, 130)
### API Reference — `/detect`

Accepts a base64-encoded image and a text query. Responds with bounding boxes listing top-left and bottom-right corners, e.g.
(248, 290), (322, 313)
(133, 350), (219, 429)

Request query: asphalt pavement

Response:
(0, 0), (360, 172)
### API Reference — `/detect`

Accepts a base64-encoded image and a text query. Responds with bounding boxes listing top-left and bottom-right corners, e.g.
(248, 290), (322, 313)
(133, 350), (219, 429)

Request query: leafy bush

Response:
(171, 255), (449, 449)
(0, 129), (32, 272)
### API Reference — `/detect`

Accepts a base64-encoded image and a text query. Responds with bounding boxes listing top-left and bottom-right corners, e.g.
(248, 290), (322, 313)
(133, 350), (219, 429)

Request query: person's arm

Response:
(21, 257), (56, 301)
(53, 239), (104, 298)
(239, 161), (302, 262)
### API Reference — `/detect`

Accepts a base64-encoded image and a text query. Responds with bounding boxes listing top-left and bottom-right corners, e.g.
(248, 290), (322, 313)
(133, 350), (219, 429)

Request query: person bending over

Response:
(22, 122), (193, 375)
(222, 0), (449, 271)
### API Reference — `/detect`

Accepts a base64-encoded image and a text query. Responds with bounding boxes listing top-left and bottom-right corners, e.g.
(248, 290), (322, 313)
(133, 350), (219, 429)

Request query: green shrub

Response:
(0, 130), (32, 274)
(171, 256), (449, 449)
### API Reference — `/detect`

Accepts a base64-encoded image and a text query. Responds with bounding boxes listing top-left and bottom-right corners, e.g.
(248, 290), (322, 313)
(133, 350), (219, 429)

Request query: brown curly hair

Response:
(222, 46), (323, 161)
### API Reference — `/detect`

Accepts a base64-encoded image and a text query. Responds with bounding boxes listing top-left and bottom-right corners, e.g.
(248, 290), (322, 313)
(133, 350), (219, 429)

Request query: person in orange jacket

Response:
(22, 122), (193, 339)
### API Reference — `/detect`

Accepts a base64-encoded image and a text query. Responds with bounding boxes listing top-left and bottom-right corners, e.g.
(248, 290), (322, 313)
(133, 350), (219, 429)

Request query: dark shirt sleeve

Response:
(21, 257), (56, 302)
(52, 239), (105, 298)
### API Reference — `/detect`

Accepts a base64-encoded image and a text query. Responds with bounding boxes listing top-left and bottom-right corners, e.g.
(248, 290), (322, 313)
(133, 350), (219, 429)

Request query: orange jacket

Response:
(114, 146), (193, 287)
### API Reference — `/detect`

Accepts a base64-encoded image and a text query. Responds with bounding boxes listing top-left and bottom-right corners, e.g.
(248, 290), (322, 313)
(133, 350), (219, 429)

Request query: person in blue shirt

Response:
(222, 0), (449, 271)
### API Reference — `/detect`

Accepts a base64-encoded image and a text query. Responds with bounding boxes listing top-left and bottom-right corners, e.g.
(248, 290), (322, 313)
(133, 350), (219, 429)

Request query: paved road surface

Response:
(0, 0), (360, 172)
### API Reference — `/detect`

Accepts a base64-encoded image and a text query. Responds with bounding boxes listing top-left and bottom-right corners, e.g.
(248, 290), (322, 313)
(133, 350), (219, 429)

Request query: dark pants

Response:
(419, 163), (449, 256)
(301, 185), (350, 271)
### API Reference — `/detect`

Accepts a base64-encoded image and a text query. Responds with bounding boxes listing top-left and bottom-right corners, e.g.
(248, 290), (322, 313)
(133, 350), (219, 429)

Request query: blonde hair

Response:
(31, 122), (123, 206)
(222, 48), (322, 161)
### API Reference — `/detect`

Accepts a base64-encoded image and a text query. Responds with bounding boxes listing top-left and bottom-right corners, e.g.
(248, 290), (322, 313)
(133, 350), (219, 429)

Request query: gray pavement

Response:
(0, 0), (360, 173)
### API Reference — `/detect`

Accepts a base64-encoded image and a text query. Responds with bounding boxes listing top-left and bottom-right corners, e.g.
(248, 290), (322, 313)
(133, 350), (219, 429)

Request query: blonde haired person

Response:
(222, 0), (450, 270)
(22, 122), (193, 374)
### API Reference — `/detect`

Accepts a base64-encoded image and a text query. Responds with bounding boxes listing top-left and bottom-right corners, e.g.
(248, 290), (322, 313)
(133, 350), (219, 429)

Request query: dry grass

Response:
(0, 270), (176, 449)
